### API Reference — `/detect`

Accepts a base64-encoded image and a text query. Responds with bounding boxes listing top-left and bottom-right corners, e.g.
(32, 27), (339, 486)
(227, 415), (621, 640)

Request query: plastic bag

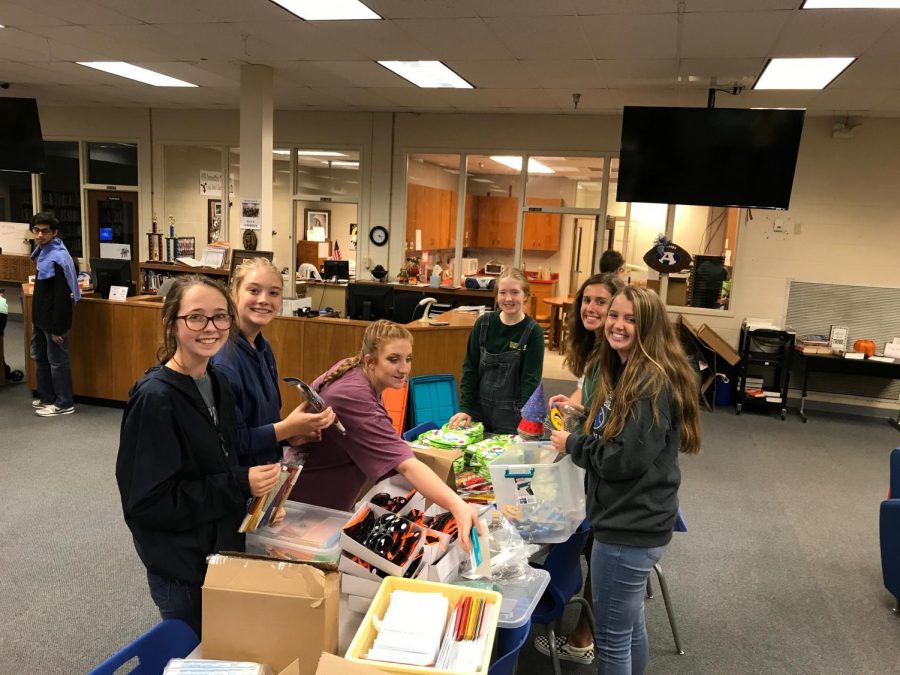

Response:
(485, 511), (540, 581)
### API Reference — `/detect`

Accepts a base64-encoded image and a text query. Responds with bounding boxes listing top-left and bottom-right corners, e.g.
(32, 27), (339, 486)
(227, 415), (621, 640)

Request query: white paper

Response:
(201, 248), (226, 268)
(175, 257), (202, 267)
(199, 170), (222, 197)
(240, 199), (261, 230)
(100, 243), (131, 260)
(108, 285), (129, 302)
(415, 229), (422, 250)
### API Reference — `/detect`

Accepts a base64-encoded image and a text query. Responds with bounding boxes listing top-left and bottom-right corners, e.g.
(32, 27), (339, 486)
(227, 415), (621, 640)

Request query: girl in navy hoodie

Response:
(212, 257), (335, 466)
(116, 275), (281, 637)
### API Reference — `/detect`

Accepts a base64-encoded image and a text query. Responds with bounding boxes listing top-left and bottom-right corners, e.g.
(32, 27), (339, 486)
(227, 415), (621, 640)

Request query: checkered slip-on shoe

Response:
(533, 634), (595, 665)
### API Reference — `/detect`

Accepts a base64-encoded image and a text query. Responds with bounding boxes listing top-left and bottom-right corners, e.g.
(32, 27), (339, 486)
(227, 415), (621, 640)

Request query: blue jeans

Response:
(30, 326), (73, 408)
(591, 539), (666, 675)
(146, 571), (203, 638)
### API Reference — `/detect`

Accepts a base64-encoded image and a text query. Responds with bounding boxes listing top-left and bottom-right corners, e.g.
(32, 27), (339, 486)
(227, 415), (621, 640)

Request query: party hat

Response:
(517, 382), (547, 438)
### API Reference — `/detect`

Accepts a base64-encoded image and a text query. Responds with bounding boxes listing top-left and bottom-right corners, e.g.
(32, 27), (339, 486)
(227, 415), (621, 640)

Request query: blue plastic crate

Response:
(407, 374), (458, 428)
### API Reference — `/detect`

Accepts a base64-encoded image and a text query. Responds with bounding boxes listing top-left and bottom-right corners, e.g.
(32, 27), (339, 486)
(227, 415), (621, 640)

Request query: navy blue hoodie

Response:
(211, 332), (283, 466)
(116, 364), (250, 586)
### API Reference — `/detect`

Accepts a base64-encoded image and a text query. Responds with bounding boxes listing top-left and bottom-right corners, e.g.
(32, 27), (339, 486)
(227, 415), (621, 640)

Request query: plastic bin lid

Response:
(495, 569), (551, 628)
(488, 440), (562, 467)
(408, 374), (458, 428)
(247, 500), (352, 555)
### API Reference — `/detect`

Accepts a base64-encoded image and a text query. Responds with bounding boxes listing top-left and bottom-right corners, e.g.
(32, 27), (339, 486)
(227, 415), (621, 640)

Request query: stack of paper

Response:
(365, 590), (449, 666)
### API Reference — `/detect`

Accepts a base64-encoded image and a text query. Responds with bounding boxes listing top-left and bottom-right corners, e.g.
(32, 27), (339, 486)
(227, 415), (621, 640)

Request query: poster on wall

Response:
(240, 199), (261, 230)
(208, 199), (222, 243)
(200, 170), (223, 198)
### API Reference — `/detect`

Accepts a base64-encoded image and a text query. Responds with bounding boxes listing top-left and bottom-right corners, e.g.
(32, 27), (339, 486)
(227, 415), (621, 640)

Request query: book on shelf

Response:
(745, 388), (766, 398)
(868, 355), (895, 363)
(842, 351), (865, 360)
(175, 256), (203, 267)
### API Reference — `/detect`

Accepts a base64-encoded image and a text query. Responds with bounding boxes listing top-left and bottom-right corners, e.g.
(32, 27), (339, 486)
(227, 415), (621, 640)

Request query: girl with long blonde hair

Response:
(289, 320), (482, 551)
(550, 286), (700, 674)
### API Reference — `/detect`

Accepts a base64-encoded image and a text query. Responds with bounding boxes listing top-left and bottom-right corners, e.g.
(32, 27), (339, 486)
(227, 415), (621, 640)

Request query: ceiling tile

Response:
(446, 61), (534, 89)
(871, 90), (900, 115)
(771, 10), (898, 57)
(190, 0), (293, 22)
(439, 87), (561, 111)
(374, 87), (458, 109)
(681, 11), (790, 59)
(572, 0), (676, 15)
(6, 0), (141, 26)
(311, 87), (397, 109)
(598, 59), (679, 87)
(467, 0), (579, 18)
(300, 21), (437, 60)
(828, 56), (900, 90)
(518, 60), (603, 89)
(483, 16), (594, 60)
(810, 87), (892, 113)
(392, 18), (516, 60)
(89, 0), (208, 23)
(686, 0), (798, 10)
(233, 22), (370, 61)
(365, 0), (478, 20)
(546, 88), (616, 112)
(578, 13), (678, 60)
(677, 58), (766, 86)
(19, 25), (162, 61)
(0, 4), (72, 27)
(609, 87), (705, 109)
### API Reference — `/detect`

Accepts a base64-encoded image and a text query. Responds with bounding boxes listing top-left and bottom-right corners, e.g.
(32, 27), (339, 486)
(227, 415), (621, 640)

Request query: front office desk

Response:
(796, 352), (900, 429)
(22, 288), (475, 411)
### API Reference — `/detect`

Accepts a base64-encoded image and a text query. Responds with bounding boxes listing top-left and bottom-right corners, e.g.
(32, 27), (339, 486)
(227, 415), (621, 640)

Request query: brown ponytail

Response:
(317, 319), (414, 391)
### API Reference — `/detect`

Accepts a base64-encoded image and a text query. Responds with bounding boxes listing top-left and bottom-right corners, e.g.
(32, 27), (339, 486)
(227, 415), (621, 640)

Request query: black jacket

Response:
(33, 262), (73, 336)
(567, 386), (681, 549)
(116, 364), (251, 586)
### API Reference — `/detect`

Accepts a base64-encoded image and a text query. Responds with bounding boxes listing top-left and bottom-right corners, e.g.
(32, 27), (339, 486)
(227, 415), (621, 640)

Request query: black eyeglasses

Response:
(31, 227), (53, 235)
(177, 313), (233, 331)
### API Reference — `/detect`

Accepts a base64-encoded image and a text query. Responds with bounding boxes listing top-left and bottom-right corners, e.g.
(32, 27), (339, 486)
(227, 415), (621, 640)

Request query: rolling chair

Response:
(88, 619), (198, 674)
(529, 520), (594, 675)
(880, 447), (900, 614)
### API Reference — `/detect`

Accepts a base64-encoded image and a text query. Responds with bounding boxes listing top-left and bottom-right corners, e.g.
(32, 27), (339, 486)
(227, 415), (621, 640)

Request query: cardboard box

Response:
(341, 570), (383, 599)
(696, 323), (741, 366)
(346, 594), (373, 614)
(315, 653), (388, 675)
(410, 445), (462, 495)
(202, 554), (339, 675)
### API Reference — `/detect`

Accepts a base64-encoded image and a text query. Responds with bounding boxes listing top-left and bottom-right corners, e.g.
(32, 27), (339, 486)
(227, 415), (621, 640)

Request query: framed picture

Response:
(229, 249), (274, 278)
(207, 199), (223, 244)
(305, 208), (330, 242)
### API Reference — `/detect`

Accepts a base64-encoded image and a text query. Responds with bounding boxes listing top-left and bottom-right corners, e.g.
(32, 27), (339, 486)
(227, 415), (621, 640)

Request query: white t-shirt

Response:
(577, 375), (584, 389)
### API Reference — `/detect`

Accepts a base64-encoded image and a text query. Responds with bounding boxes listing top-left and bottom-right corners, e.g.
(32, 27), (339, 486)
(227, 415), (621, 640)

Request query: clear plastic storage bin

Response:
(488, 441), (586, 544)
(245, 500), (351, 563)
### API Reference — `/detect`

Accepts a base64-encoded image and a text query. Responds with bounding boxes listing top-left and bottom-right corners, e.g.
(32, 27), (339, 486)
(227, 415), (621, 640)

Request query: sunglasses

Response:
(370, 488), (418, 513)
(360, 514), (421, 565)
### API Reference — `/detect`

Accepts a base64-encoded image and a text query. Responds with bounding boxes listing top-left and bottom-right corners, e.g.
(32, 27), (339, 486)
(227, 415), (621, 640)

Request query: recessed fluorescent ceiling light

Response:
(802, 1), (900, 8)
(269, 0), (380, 20)
(331, 161), (359, 168)
(379, 61), (472, 88)
(297, 150), (347, 157)
(77, 62), (197, 87)
(273, 150), (291, 155)
(754, 57), (855, 90)
(471, 178), (493, 183)
(490, 156), (555, 174)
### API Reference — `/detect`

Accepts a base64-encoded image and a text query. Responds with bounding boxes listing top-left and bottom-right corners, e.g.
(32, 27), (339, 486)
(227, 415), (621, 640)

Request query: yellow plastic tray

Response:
(345, 576), (501, 675)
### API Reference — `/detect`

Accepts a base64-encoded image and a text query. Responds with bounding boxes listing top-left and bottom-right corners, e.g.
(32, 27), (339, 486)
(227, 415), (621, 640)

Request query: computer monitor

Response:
(323, 259), (350, 281)
(90, 257), (133, 298)
(346, 282), (393, 321)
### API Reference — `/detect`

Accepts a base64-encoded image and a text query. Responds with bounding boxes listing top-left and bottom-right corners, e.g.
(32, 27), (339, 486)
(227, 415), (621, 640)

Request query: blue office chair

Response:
(89, 619), (199, 675)
(488, 621), (532, 675)
(880, 447), (900, 614)
(529, 520), (594, 675)
(645, 507), (687, 654)
(402, 420), (439, 442)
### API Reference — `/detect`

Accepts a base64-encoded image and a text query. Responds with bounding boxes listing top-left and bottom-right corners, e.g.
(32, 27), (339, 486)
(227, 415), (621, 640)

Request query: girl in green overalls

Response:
(448, 268), (544, 434)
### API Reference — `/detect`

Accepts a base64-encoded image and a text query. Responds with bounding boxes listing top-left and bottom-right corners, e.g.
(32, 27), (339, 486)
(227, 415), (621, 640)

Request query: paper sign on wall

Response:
(240, 199), (261, 230)
(200, 170), (223, 197)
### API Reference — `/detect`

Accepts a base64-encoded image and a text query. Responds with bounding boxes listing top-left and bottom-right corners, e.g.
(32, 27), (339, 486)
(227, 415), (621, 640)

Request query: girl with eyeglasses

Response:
(212, 257), (336, 467)
(116, 275), (281, 637)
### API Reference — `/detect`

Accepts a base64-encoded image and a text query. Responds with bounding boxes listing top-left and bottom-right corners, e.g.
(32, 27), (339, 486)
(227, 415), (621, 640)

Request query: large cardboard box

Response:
(410, 445), (462, 493)
(203, 554), (339, 675)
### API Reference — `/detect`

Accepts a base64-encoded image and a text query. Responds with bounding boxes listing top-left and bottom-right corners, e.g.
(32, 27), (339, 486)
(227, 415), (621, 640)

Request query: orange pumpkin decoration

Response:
(853, 339), (876, 358)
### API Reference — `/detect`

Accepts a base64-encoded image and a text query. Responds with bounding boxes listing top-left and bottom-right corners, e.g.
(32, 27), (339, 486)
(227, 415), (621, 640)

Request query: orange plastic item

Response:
(853, 339), (876, 358)
(381, 381), (409, 435)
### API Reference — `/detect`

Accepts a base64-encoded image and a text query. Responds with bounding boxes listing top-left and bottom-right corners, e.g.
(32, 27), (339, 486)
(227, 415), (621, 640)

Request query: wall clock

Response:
(369, 225), (389, 247)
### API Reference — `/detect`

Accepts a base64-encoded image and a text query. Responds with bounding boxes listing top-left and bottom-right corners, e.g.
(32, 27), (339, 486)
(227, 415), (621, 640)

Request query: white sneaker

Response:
(32, 399), (50, 408)
(35, 404), (75, 417)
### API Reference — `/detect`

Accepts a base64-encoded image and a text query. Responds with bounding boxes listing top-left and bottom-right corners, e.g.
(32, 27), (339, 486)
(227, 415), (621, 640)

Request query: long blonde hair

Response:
(230, 256), (282, 296)
(316, 320), (414, 392)
(586, 286), (701, 455)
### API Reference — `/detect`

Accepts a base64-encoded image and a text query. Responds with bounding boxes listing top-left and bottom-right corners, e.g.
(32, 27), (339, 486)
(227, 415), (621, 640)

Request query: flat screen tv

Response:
(0, 97), (46, 173)
(616, 106), (805, 210)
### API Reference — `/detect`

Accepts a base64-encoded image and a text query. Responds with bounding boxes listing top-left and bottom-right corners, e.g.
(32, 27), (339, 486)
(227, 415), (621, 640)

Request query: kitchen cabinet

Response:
(475, 196), (517, 248)
(406, 184), (455, 251)
(523, 198), (562, 251)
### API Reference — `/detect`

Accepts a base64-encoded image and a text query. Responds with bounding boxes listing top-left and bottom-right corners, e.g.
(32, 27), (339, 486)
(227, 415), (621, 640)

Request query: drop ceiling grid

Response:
(679, 11), (790, 60)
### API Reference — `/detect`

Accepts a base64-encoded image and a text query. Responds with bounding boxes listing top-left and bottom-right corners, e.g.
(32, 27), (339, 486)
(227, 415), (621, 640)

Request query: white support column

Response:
(238, 64), (274, 252)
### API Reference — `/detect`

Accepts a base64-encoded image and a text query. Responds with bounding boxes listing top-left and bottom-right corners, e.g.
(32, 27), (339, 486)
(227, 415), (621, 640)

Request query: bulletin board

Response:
(0, 221), (31, 255)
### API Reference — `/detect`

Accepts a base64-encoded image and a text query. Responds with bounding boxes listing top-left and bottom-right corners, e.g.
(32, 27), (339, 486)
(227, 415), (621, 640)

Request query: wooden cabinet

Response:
(523, 198), (562, 252)
(463, 194), (476, 248)
(406, 184), (456, 251)
(475, 196), (517, 248)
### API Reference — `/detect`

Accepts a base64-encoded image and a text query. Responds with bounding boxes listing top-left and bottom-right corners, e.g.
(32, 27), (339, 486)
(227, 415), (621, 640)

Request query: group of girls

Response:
(116, 258), (478, 637)
(115, 255), (700, 675)
(454, 268), (701, 675)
